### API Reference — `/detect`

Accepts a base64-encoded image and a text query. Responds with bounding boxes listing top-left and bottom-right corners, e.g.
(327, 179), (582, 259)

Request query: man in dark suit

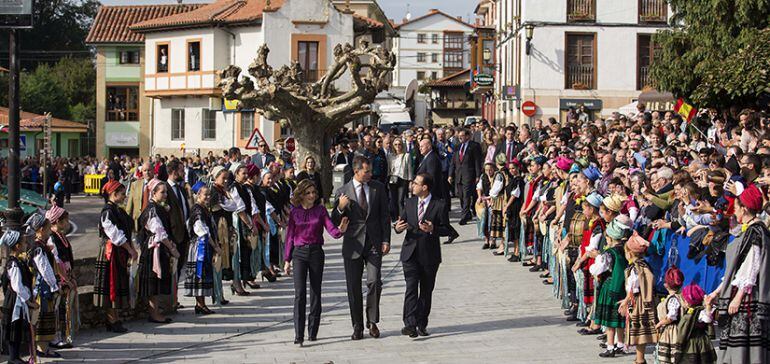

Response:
(416, 139), (459, 244)
(250, 141), (276, 168)
(332, 155), (391, 340)
(394, 173), (451, 337)
(448, 128), (483, 225)
(164, 159), (192, 282)
(495, 126), (521, 165)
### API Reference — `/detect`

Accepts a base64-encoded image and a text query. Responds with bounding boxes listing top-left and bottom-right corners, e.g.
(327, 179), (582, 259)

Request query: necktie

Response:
(175, 185), (187, 219)
(507, 142), (513, 162)
(358, 184), (368, 214)
(418, 199), (426, 222)
(141, 182), (149, 211)
(459, 143), (466, 163)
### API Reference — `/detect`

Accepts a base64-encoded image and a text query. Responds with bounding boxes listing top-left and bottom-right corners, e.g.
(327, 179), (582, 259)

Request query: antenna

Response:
(405, 3), (412, 21)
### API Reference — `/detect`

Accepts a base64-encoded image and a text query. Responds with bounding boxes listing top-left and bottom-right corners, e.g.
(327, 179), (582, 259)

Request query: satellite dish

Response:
(405, 79), (418, 102)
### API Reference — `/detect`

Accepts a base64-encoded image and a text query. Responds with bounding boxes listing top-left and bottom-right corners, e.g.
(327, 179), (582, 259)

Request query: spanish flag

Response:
(674, 98), (697, 123)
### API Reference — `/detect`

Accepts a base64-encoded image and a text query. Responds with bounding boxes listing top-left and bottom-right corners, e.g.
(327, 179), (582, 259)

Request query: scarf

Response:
(718, 222), (770, 320)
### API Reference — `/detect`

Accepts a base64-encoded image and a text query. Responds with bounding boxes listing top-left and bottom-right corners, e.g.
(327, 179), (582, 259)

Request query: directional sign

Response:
(245, 127), (268, 150)
(19, 134), (25, 151)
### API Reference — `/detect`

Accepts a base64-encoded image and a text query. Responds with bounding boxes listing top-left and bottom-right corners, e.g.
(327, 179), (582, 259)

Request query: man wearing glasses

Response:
(251, 141), (275, 169)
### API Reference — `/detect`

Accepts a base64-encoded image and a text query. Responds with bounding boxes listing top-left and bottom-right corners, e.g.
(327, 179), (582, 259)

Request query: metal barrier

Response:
(83, 174), (106, 195)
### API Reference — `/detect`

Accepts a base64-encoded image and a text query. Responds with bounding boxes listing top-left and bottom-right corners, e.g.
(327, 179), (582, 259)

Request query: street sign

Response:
(245, 127), (268, 150)
(521, 101), (538, 117)
(0, 0), (33, 29)
(285, 137), (296, 152)
(19, 134), (25, 151)
(559, 98), (603, 110)
(473, 73), (494, 87)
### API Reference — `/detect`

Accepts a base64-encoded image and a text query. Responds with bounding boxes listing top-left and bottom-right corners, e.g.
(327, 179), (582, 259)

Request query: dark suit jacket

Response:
(495, 140), (522, 162)
(251, 152), (276, 169)
(415, 151), (445, 198)
(398, 196), (451, 266)
(164, 180), (191, 245)
(332, 179), (391, 259)
(449, 140), (483, 185)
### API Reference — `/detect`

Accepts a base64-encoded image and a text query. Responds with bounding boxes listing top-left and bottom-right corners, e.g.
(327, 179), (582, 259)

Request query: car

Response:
(378, 111), (415, 133)
(463, 116), (482, 126)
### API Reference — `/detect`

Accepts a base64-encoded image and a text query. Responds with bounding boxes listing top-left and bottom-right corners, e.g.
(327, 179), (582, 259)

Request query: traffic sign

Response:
(285, 137), (296, 152)
(19, 135), (25, 151)
(522, 101), (538, 117)
(245, 127), (268, 150)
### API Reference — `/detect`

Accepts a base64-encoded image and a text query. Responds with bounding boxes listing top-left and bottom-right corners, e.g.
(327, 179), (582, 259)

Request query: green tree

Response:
(650, 0), (770, 110)
(20, 64), (69, 118)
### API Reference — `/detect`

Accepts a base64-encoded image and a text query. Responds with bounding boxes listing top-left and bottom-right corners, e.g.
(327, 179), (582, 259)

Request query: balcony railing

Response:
(638, 65), (652, 90)
(639, 0), (667, 23)
(566, 64), (594, 89)
(567, 0), (595, 22)
(432, 99), (477, 110)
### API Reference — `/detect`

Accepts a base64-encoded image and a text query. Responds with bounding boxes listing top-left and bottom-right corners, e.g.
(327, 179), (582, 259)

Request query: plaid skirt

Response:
(593, 281), (625, 329)
(93, 240), (131, 309)
(626, 298), (659, 346)
(35, 293), (57, 342)
(489, 210), (505, 238)
(184, 239), (214, 298)
(137, 243), (173, 298)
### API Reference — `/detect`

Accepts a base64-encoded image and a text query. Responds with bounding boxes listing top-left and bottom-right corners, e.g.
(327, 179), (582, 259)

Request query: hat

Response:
(739, 184), (763, 212)
(146, 178), (163, 195)
(569, 163), (581, 174)
(261, 168), (271, 180)
(575, 157), (589, 168)
(626, 231), (650, 255)
(556, 157), (573, 172)
(0, 230), (22, 248)
(585, 192), (604, 208)
(101, 180), (123, 196)
(582, 166), (601, 182)
(602, 194), (625, 213)
(24, 213), (47, 236)
(495, 153), (507, 166)
(664, 267), (684, 290)
(246, 164), (260, 178)
(533, 155), (548, 166)
(45, 205), (66, 224)
(606, 218), (630, 240)
(191, 181), (206, 195)
(682, 284), (705, 307)
(209, 166), (226, 179)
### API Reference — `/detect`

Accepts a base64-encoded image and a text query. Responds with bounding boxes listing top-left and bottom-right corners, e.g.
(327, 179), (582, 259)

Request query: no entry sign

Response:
(522, 101), (538, 117)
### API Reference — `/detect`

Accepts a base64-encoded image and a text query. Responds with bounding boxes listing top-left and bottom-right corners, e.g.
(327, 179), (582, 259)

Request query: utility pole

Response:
(5, 29), (23, 229)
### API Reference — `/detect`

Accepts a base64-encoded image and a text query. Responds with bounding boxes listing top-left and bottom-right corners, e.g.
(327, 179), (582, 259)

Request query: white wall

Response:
(153, 97), (234, 152)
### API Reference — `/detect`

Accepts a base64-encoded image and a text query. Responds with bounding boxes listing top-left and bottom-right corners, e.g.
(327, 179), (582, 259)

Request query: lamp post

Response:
(524, 24), (534, 55)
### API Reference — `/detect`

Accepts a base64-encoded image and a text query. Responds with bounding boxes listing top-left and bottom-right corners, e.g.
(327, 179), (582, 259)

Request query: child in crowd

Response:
(25, 213), (62, 359)
(654, 267), (684, 364)
(47, 205), (78, 348)
(1, 229), (38, 364)
(677, 284), (717, 364)
(621, 231), (658, 364)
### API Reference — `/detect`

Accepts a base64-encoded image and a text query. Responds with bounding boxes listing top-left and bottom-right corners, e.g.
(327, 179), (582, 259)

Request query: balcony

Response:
(639, 0), (667, 23)
(567, 0), (595, 22)
(566, 64), (594, 89)
(432, 99), (477, 110)
(638, 65), (652, 90)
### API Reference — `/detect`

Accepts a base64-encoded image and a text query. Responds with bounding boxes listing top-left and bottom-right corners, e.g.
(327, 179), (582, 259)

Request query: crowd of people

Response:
(1, 103), (770, 363)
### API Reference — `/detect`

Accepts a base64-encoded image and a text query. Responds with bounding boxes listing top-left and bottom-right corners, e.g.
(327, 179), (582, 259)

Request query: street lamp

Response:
(524, 24), (534, 55)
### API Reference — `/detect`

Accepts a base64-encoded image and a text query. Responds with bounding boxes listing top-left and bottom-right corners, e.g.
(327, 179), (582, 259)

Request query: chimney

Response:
(176, 0), (183, 4)
(456, 16), (462, 21)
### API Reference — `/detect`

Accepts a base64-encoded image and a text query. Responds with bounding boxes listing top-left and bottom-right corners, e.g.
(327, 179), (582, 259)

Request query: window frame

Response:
(416, 71), (426, 81)
(636, 33), (660, 90)
(186, 39), (201, 72)
(417, 52), (426, 63)
(417, 33), (426, 44)
(297, 40), (320, 82)
(156, 42), (169, 73)
(638, 0), (668, 24)
(106, 84), (140, 122)
(201, 108), (217, 141)
(240, 111), (255, 140)
(431, 53), (438, 63)
(431, 33), (439, 44)
(567, 0), (596, 23)
(171, 108), (185, 140)
(119, 49), (140, 65)
(564, 32), (597, 90)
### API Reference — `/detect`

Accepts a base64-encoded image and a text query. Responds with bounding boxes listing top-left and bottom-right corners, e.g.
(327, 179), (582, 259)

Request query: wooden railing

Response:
(566, 64), (594, 89)
(567, 0), (595, 22)
(639, 0), (667, 23)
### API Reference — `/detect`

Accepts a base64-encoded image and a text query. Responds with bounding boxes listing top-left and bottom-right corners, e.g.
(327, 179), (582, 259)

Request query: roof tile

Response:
(86, 4), (205, 44)
(130, 0), (286, 32)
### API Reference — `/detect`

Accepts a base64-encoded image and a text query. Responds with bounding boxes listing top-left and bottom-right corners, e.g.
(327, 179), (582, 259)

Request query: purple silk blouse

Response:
(284, 204), (342, 261)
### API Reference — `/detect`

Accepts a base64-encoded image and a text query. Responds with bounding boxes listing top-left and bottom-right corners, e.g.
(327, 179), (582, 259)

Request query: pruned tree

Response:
(219, 39), (395, 197)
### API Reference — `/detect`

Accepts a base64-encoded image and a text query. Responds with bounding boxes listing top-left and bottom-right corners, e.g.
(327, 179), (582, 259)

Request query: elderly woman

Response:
(296, 156), (324, 205)
(706, 184), (770, 364)
(137, 178), (180, 324)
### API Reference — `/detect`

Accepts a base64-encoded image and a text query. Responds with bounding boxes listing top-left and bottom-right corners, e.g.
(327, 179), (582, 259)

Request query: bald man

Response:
(125, 162), (154, 229)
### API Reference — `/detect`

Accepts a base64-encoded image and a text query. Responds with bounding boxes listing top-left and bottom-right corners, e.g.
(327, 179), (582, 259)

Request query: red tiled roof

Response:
(130, 0), (286, 32)
(86, 4), (205, 44)
(0, 108), (88, 133)
(395, 9), (475, 30)
(426, 68), (471, 87)
(353, 13), (383, 29)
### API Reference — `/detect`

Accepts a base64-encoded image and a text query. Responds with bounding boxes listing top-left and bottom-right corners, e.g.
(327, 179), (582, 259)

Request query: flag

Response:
(674, 98), (697, 123)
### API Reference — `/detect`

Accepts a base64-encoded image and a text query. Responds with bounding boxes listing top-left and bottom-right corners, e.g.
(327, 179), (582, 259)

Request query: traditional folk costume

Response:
(489, 166), (509, 239)
(676, 284), (717, 364)
(505, 169), (524, 250)
(232, 181), (258, 283)
(29, 235), (60, 345)
(94, 200), (133, 309)
(579, 216), (604, 318)
(593, 244), (628, 329)
(248, 179), (268, 278)
(47, 206), (78, 347)
(656, 293), (684, 363)
(211, 179), (245, 303)
(137, 200), (174, 299)
(476, 172), (492, 239)
(565, 191), (587, 313)
(1, 230), (34, 363)
(184, 200), (216, 298)
(625, 253), (659, 346)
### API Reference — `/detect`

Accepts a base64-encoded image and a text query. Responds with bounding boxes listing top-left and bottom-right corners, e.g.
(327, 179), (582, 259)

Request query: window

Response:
(443, 51), (463, 71)
(443, 32), (465, 72)
(171, 109), (185, 140)
(297, 41), (320, 82)
(565, 33), (596, 89)
(431, 34), (439, 44)
(417, 33), (426, 43)
(106, 86), (139, 121)
(119, 50), (140, 65)
(417, 71), (426, 80)
(431, 71), (438, 80)
(567, 0), (596, 22)
(240, 112), (254, 139)
(637, 34), (661, 90)
(639, 0), (667, 23)
(417, 52), (426, 62)
(202, 109), (217, 140)
(156, 43), (169, 73)
(443, 32), (464, 50)
(188, 41), (200, 71)
(431, 53), (438, 63)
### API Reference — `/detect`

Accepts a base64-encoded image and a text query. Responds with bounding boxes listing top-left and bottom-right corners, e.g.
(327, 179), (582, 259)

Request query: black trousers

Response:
(457, 181), (474, 219)
(389, 178), (408, 221)
(343, 243), (382, 329)
(402, 259), (439, 329)
(566, 247), (579, 305)
(292, 245), (325, 340)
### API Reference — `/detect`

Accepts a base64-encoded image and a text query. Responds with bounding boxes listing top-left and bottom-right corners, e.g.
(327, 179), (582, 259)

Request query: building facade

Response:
(86, 4), (202, 159)
(392, 9), (474, 87)
(492, 0), (670, 126)
(470, 0), (496, 124)
(0, 108), (87, 159)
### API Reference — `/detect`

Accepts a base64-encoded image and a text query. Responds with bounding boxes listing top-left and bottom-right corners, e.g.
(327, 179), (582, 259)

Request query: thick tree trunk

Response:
(292, 120), (333, 202)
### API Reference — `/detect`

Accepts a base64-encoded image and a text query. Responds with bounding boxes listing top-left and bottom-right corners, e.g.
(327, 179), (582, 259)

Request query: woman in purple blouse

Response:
(284, 180), (348, 346)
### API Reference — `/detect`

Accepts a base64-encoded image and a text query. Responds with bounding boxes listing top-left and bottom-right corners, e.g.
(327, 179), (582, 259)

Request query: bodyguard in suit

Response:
(416, 139), (459, 244)
(164, 159), (192, 279)
(448, 128), (483, 225)
(125, 162), (154, 230)
(394, 173), (451, 337)
(332, 155), (391, 340)
(251, 141), (276, 169)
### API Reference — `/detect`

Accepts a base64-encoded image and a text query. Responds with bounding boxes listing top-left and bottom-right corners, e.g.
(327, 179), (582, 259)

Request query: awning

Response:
(638, 90), (676, 111)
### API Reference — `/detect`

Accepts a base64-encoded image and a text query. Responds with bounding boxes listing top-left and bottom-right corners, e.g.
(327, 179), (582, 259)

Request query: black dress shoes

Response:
(401, 326), (418, 338)
(416, 327), (430, 337)
(367, 322), (380, 338)
(507, 255), (521, 262)
(352, 327), (364, 340)
(444, 232), (459, 244)
(482, 243), (490, 249)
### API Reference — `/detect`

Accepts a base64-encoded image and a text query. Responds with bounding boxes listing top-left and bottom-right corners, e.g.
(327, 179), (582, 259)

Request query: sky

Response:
(99, 0), (476, 24)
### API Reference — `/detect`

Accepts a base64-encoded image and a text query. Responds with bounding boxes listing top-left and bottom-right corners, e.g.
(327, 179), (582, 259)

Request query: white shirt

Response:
(167, 179), (189, 220)
(352, 179), (370, 208)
